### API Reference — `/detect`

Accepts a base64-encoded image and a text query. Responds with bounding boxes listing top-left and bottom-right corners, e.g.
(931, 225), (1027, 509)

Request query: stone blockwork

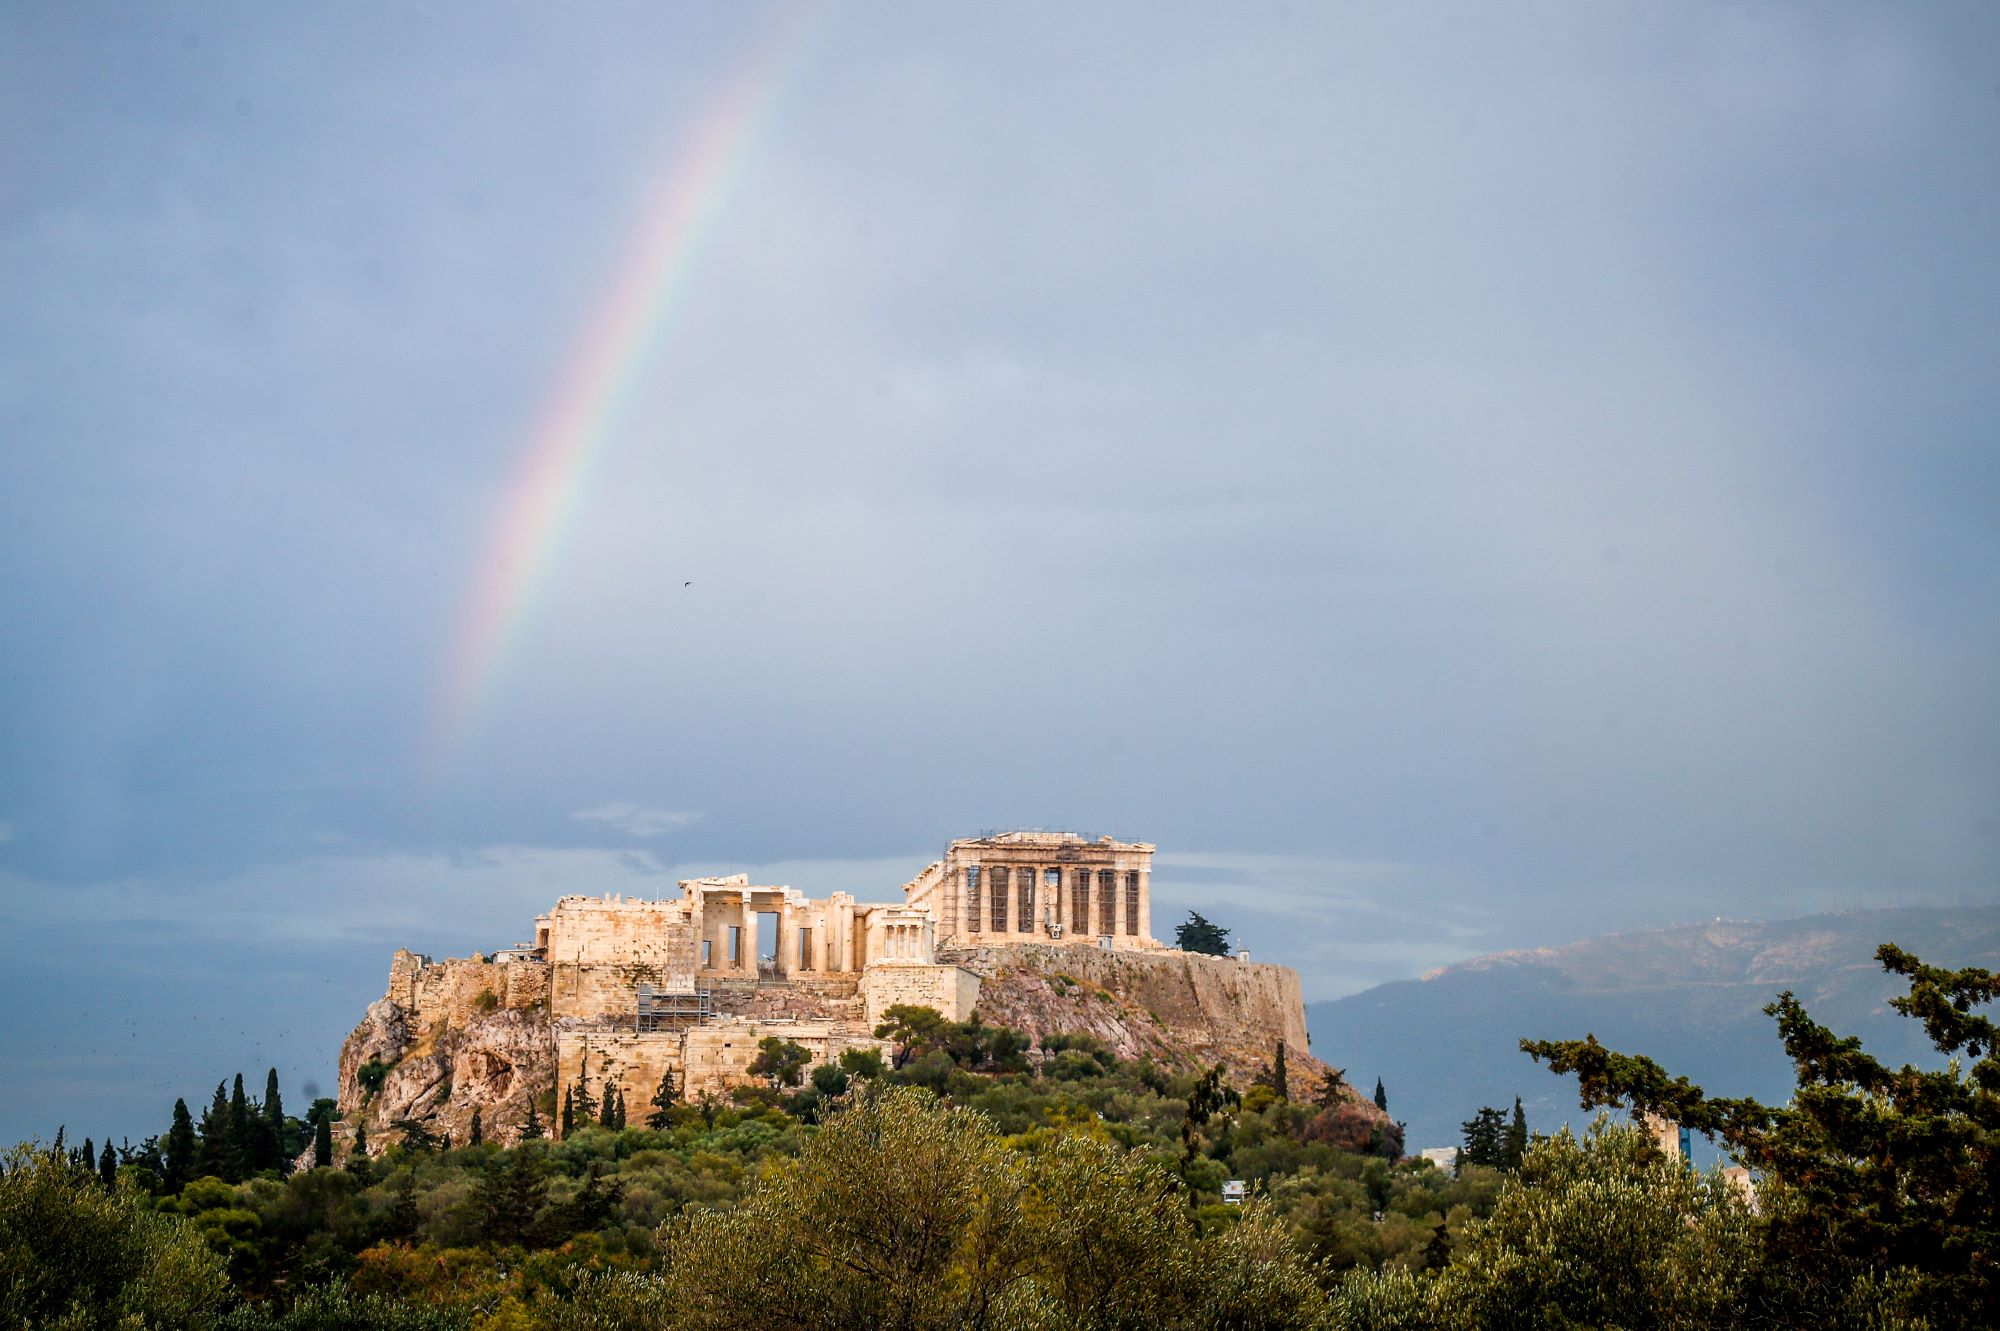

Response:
(335, 830), (1336, 1152)
(859, 960), (981, 1027)
(337, 951), (555, 1150)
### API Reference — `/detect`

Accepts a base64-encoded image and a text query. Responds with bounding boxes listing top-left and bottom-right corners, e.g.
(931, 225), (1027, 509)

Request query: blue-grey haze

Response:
(2, 3), (1997, 1143)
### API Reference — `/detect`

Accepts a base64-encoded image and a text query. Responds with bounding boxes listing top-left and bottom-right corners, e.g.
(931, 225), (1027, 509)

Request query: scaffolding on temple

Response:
(635, 984), (715, 1032)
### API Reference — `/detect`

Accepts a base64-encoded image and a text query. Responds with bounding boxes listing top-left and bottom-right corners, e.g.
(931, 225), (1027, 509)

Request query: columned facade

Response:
(903, 832), (1159, 952)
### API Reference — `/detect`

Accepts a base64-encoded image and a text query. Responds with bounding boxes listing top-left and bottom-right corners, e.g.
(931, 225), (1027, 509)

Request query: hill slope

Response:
(1307, 905), (2000, 1156)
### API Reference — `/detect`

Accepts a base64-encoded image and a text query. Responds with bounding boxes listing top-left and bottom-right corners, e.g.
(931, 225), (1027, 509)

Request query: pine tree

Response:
(164, 1098), (197, 1190)
(312, 1113), (333, 1169)
(1314, 1065), (1348, 1109)
(1374, 1077), (1388, 1111)
(97, 1138), (117, 1189)
(469, 1107), (483, 1147)
(1460, 1105), (1506, 1168)
(1501, 1095), (1529, 1171)
(1173, 911), (1232, 956)
(572, 1075), (598, 1128)
(521, 1100), (544, 1140)
(647, 1069), (678, 1130)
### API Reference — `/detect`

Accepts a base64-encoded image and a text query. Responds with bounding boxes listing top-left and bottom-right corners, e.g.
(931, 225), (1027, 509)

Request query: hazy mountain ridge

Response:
(1310, 905), (2000, 1157)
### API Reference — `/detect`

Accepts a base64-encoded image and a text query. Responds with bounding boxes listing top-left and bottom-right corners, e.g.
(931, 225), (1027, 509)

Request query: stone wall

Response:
(339, 951), (557, 1150)
(859, 962), (981, 1026)
(553, 1018), (891, 1117)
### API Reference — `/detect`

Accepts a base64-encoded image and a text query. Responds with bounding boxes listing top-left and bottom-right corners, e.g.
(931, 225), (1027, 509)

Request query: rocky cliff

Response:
(335, 951), (555, 1150)
(338, 941), (1384, 1151)
(948, 944), (1320, 1083)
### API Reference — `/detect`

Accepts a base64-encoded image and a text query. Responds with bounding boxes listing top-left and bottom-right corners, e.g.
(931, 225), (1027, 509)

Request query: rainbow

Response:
(429, 3), (820, 773)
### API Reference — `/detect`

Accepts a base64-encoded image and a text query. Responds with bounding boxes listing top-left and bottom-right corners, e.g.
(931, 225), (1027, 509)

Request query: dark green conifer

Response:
(521, 1100), (544, 1140)
(469, 1107), (483, 1147)
(647, 1069), (678, 1130)
(164, 1098), (197, 1189)
(312, 1112), (333, 1169)
(98, 1138), (117, 1188)
(1502, 1095), (1529, 1171)
(598, 1083), (619, 1129)
(1374, 1077), (1388, 1111)
(561, 1087), (574, 1138)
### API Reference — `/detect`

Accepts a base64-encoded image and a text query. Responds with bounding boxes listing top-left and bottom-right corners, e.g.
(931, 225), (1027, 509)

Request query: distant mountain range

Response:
(1307, 905), (2000, 1159)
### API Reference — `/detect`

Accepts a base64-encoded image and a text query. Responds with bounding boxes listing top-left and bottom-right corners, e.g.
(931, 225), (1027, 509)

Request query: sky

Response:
(3, 2), (1998, 1144)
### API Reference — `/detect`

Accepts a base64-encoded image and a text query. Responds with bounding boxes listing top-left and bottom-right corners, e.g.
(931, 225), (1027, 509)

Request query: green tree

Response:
(1337, 1119), (1759, 1330)
(647, 1069), (679, 1130)
(262, 1068), (285, 1144)
(475, 1149), (547, 1247)
(1252, 1041), (1290, 1102)
(468, 1107), (483, 1147)
(597, 1082), (620, 1129)
(1500, 1096), (1528, 1172)
(1173, 911), (1231, 956)
(1374, 1077), (1387, 1111)
(643, 1085), (1328, 1331)
(520, 1100), (544, 1141)
(196, 1082), (233, 1181)
(561, 1086), (574, 1138)
(1524, 942), (2000, 1328)
(748, 1036), (812, 1089)
(872, 1004), (951, 1070)
(311, 1113), (333, 1170)
(1314, 1065), (1348, 1109)
(0, 1142), (231, 1328)
(1459, 1105), (1505, 1169)
(1182, 1063), (1239, 1166)
(97, 1138), (117, 1189)
(392, 1118), (440, 1154)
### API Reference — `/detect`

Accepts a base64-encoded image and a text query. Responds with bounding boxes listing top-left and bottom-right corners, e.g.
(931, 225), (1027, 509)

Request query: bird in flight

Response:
(684, 581), (692, 587)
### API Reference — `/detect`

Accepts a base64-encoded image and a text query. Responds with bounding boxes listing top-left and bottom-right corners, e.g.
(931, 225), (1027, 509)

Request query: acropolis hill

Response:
(337, 831), (1343, 1149)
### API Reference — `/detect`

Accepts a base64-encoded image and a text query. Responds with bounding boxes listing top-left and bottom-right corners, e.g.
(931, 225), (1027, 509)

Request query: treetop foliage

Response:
(1524, 942), (1998, 1327)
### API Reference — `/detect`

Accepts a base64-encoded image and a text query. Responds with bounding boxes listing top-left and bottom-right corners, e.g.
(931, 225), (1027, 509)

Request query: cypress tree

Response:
(1501, 1095), (1529, 1171)
(521, 1100), (544, 1140)
(313, 1112), (333, 1169)
(228, 1074), (253, 1177)
(647, 1070), (678, 1130)
(263, 1068), (285, 1141)
(98, 1138), (117, 1189)
(561, 1087), (574, 1138)
(164, 1098), (197, 1189)
(1273, 1042), (1288, 1102)
(1374, 1077), (1388, 1111)
(598, 1083), (619, 1129)
(613, 1087), (627, 1130)
(81, 1139), (95, 1176)
(352, 1121), (368, 1158)
(469, 1107), (483, 1147)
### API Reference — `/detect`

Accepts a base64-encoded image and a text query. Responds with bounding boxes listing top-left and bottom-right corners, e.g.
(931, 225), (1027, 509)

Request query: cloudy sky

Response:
(3, 3), (1997, 1142)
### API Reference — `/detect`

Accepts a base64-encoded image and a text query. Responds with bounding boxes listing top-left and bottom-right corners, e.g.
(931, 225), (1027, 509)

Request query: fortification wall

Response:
(859, 962), (981, 1026)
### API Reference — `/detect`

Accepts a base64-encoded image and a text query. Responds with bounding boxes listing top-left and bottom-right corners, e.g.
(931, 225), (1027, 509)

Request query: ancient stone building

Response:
(901, 831), (1159, 951)
(341, 831), (1209, 1146)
